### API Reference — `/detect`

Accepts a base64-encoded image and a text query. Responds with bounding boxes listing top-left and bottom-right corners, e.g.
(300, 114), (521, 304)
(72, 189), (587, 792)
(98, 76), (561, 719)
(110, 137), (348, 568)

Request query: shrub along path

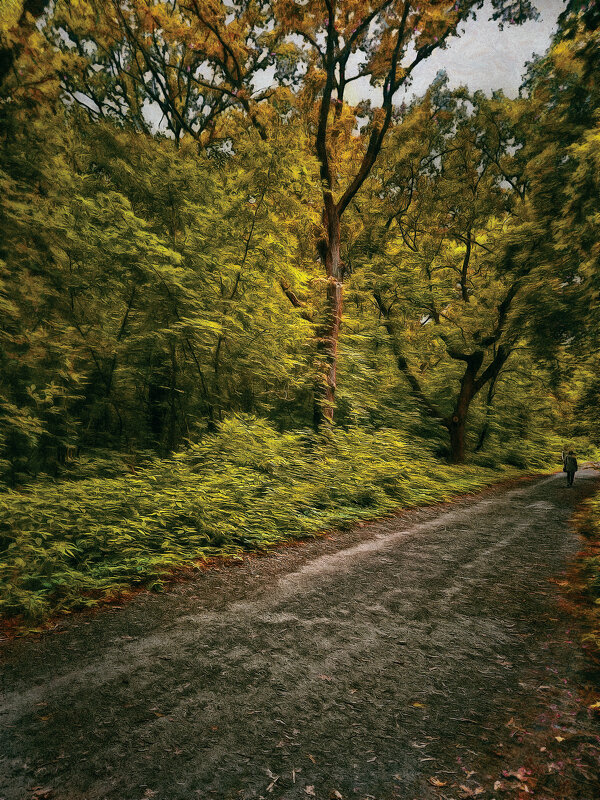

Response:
(1, 470), (600, 800)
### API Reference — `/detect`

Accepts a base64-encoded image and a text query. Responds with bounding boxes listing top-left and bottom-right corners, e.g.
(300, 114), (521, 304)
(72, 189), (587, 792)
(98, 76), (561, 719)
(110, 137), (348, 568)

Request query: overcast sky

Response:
(345, 0), (566, 105)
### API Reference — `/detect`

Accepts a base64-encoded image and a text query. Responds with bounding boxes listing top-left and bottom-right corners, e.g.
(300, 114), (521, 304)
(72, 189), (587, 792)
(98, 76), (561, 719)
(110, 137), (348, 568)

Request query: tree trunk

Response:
(314, 207), (343, 427)
(446, 352), (482, 464)
(448, 415), (467, 464)
(148, 378), (168, 446)
(475, 373), (499, 452)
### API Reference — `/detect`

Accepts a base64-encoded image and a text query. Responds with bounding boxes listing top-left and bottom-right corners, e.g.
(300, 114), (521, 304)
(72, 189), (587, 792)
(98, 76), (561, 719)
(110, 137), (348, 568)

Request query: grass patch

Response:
(1, 417), (538, 623)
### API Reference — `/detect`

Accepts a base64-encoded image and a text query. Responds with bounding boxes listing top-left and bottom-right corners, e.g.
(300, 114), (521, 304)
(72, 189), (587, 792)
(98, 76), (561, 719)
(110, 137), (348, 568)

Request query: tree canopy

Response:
(0, 0), (598, 483)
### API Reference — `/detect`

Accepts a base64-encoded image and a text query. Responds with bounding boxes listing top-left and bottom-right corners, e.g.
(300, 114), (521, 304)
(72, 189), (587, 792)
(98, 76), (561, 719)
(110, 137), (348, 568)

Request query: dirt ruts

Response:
(1, 470), (599, 800)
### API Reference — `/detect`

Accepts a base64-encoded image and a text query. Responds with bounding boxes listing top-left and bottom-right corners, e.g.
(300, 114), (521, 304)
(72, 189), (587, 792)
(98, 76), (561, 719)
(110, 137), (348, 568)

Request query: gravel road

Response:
(2, 469), (599, 800)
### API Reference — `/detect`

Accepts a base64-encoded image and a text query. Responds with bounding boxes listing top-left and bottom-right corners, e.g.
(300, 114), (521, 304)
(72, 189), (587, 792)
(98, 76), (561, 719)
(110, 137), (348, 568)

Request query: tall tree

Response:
(43, 0), (539, 425)
(499, 0), (600, 396)
(273, 0), (539, 424)
(354, 84), (530, 461)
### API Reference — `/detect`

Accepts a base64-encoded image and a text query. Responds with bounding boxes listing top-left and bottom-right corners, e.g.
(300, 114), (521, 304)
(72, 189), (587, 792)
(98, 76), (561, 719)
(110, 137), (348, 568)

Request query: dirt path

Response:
(2, 470), (600, 800)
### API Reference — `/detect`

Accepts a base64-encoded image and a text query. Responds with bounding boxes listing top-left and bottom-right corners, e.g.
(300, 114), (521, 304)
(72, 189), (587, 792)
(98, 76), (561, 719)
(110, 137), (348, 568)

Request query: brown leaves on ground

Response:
(428, 776), (447, 787)
(458, 784), (485, 797)
(502, 767), (531, 782)
(29, 789), (53, 800)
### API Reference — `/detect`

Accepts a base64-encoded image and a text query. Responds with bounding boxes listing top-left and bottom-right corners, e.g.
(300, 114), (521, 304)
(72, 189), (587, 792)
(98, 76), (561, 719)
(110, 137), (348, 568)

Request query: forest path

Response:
(2, 470), (600, 800)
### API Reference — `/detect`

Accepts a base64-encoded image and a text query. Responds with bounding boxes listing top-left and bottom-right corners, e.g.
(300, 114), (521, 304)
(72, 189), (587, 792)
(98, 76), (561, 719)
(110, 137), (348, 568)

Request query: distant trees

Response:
(47, 0), (279, 142)
(519, 0), (599, 351)
(0, 0), (51, 87)
(344, 0), (600, 461)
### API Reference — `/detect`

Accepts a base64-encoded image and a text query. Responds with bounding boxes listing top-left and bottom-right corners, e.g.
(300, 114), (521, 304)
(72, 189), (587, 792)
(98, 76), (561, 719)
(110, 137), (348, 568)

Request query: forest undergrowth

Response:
(573, 491), (600, 664)
(0, 416), (559, 626)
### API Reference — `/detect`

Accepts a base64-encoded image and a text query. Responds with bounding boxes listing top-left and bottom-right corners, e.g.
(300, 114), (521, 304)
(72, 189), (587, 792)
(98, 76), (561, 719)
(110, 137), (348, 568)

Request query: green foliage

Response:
(577, 496), (600, 601)
(512, 8), (600, 360)
(2, 13), (597, 478)
(0, 416), (526, 622)
(573, 491), (600, 659)
(0, 108), (320, 481)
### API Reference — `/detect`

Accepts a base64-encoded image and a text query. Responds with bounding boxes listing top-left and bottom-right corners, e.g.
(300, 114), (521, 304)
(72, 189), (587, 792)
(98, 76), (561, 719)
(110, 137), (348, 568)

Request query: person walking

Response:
(564, 450), (578, 487)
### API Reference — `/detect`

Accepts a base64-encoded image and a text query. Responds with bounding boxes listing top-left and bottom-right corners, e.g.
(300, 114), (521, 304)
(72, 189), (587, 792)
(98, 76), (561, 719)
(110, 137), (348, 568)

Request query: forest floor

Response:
(1, 470), (600, 800)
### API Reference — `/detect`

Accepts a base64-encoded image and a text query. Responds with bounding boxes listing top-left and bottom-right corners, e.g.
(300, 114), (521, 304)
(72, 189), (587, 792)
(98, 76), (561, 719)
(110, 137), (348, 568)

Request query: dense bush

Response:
(575, 493), (600, 659)
(0, 416), (533, 622)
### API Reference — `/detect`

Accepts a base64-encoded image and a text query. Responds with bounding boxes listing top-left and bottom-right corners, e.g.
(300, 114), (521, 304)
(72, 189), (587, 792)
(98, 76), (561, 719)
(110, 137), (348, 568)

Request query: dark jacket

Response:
(565, 455), (578, 472)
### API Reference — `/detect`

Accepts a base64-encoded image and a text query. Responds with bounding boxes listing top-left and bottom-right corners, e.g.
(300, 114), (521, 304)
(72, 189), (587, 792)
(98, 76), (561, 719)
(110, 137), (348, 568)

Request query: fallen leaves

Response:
(29, 789), (53, 800)
(428, 776), (447, 787)
(502, 767), (531, 782)
(497, 766), (533, 795)
(458, 785), (484, 797)
(304, 786), (316, 796)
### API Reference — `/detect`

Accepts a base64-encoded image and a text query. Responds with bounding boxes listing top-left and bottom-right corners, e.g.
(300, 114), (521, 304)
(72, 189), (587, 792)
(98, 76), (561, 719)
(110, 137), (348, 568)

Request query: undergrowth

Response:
(574, 491), (600, 660)
(1, 417), (541, 624)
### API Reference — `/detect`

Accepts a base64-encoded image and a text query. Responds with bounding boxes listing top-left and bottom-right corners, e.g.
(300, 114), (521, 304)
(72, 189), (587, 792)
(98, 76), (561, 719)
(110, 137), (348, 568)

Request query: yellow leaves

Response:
(0, 0), (22, 37)
(410, 1), (461, 56)
(0, 1), (64, 105)
(551, 41), (583, 79)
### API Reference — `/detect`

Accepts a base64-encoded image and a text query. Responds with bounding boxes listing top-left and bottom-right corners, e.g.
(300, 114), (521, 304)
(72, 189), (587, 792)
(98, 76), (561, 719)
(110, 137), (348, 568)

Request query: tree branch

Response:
(374, 291), (444, 420)
(473, 343), (512, 395)
(479, 279), (521, 347)
(279, 279), (314, 321)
